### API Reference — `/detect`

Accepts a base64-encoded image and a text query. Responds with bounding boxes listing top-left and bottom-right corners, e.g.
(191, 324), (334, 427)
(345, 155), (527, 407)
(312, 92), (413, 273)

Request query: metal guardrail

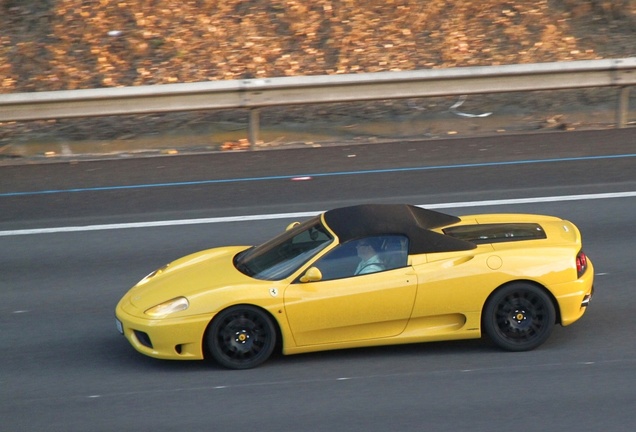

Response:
(0, 58), (634, 144)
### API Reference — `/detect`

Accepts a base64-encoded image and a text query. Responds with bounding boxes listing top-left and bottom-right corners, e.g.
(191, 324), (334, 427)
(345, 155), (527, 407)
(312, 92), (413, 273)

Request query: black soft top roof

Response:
(323, 204), (476, 254)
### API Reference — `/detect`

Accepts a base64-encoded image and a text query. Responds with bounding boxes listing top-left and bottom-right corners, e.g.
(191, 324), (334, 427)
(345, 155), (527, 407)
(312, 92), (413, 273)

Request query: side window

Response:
(310, 235), (409, 281)
(380, 235), (409, 270)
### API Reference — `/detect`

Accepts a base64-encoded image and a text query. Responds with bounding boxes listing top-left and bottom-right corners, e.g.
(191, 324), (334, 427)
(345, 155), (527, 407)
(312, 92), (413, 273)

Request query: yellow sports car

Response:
(115, 204), (594, 369)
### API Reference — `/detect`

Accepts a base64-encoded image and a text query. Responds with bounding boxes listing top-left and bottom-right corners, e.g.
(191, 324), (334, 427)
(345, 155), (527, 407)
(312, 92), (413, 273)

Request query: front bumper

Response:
(115, 305), (212, 360)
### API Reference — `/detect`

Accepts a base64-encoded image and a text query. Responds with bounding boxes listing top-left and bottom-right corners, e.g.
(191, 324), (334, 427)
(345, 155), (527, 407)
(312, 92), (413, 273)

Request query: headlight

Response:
(136, 264), (169, 286)
(144, 297), (189, 317)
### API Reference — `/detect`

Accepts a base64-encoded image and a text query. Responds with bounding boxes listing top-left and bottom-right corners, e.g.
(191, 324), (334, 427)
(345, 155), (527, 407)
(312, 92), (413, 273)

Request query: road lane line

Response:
(1, 191), (635, 237)
(2, 153), (635, 197)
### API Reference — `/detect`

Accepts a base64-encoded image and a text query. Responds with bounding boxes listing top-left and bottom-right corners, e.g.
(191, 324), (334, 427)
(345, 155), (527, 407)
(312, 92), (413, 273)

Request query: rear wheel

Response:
(483, 283), (556, 351)
(206, 306), (276, 369)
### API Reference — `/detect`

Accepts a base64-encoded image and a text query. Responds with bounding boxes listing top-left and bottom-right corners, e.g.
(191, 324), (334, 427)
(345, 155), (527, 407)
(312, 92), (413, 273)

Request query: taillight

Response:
(576, 251), (588, 278)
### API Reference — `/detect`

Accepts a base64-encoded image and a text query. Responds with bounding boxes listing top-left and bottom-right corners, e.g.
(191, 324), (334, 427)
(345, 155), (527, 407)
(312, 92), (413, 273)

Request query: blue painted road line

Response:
(1, 153), (635, 198)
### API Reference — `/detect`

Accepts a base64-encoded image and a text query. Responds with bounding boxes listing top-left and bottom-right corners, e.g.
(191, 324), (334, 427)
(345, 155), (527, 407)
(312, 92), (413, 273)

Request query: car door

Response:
(407, 250), (488, 334)
(283, 236), (417, 346)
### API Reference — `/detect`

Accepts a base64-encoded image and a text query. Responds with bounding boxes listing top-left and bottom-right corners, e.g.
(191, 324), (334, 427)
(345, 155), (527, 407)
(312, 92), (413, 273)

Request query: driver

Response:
(354, 239), (385, 275)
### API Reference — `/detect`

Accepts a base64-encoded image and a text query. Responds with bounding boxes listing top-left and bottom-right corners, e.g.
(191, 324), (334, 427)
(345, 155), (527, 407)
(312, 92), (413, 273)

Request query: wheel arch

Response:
(202, 303), (284, 360)
(481, 279), (562, 326)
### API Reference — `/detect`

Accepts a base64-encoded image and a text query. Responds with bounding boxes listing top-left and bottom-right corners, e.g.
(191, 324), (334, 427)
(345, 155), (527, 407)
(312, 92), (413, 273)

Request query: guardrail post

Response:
(248, 108), (260, 149)
(617, 86), (630, 128)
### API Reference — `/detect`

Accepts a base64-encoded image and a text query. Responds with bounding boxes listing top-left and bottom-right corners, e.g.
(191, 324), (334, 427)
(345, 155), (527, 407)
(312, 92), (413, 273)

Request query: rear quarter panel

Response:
(408, 239), (581, 335)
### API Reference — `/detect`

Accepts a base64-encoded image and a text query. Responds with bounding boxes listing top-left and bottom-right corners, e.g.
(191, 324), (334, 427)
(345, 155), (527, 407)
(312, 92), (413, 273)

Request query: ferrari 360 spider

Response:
(115, 204), (594, 369)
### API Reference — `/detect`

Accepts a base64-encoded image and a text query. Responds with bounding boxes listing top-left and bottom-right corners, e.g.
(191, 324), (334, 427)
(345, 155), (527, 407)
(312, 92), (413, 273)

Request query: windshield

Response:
(234, 216), (334, 280)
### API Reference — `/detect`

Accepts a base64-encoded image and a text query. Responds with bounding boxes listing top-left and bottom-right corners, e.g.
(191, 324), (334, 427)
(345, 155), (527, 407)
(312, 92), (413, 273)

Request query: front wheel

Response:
(205, 306), (276, 369)
(483, 283), (556, 351)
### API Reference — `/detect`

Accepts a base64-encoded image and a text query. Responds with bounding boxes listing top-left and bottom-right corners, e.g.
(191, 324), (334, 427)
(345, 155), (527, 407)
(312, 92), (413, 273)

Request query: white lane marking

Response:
(0, 211), (321, 237)
(432, 191), (636, 208)
(12, 358), (631, 403)
(1, 191), (635, 237)
(58, 358), (628, 401)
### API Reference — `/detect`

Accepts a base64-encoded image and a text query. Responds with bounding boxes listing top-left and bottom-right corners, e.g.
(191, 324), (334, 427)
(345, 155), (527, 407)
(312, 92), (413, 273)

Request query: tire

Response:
(483, 283), (556, 352)
(205, 305), (276, 369)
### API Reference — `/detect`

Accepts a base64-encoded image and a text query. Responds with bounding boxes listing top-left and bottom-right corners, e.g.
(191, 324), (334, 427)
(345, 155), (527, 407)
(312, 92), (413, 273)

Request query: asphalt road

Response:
(1, 129), (635, 431)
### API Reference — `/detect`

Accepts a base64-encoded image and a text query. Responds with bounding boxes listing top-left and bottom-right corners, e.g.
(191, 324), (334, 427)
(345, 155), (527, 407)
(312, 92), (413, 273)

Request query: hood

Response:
(125, 246), (252, 312)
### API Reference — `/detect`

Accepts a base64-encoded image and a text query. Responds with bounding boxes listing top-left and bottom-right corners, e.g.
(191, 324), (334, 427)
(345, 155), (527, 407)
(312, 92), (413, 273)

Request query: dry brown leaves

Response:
(0, 0), (634, 93)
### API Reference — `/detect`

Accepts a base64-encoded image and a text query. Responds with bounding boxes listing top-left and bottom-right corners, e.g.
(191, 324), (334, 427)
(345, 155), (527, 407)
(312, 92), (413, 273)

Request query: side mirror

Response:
(300, 267), (323, 283)
(286, 222), (301, 231)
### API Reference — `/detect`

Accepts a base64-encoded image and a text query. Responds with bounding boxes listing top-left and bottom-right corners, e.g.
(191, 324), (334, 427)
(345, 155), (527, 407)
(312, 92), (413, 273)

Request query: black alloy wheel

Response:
(483, 283), (556, 351)
(206, 305), (276, 369)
